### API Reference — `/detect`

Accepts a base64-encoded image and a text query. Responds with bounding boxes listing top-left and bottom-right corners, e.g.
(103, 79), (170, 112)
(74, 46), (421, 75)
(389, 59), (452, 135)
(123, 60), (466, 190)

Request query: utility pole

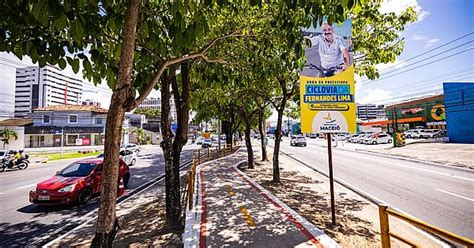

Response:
(60, 126), (64, 159)
(326, 133), (336, 225)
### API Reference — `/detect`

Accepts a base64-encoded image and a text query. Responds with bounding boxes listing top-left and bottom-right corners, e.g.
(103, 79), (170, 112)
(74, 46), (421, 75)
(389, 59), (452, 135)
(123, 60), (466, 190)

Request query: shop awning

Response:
(361, 117), (427, 126)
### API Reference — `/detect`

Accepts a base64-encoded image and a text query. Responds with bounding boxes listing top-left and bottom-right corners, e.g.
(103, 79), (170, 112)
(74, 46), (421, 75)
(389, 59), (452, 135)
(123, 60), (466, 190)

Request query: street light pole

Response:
(60, 126), (64, 159)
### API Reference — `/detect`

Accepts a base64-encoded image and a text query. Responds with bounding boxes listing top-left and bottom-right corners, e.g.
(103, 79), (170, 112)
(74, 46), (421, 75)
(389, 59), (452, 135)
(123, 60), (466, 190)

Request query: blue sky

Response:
(357, 0), (474, 105)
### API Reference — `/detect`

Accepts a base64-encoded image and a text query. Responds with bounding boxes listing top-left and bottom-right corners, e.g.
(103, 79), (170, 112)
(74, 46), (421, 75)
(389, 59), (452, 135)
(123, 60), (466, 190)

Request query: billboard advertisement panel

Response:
(300, 18), (356, 133)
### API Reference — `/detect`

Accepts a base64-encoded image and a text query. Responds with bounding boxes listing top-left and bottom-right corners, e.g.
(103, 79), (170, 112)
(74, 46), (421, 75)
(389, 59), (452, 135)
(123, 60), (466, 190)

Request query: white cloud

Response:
(380, 0), (430, 22)
(411, 33), (428, 41)
(358, 88), (393, 104)
(425, 38), (440, 48)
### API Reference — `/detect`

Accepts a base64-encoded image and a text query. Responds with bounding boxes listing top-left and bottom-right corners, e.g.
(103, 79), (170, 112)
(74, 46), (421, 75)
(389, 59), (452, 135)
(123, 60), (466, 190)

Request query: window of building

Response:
(66, 134), (79, 145)
(68, 115), (78, 123)
(43, 115), (50, 124)
(94, 117), (103, 125)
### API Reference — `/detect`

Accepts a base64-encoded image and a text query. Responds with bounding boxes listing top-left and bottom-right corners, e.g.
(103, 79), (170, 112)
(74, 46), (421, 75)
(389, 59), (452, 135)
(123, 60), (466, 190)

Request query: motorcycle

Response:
(0, 152), (29, 172)
(304, 63), (344, 78)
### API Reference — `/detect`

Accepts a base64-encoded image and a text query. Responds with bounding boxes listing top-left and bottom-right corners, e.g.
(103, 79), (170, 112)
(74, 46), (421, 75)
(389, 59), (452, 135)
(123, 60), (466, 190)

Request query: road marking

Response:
(225, 185), (235, 196)
(18, 184), (36, 189)
(435, 188), (474, 202)
(239, 206), (256, 227)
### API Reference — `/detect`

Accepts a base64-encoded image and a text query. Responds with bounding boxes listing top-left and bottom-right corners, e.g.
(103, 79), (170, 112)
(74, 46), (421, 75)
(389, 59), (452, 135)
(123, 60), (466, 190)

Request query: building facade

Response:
(444, 82), (474, 143)
(24, 105), (107, 148)
(15, 66), (83, 117)
(356, 104), (385, 120)
(82, 99), (101, 107)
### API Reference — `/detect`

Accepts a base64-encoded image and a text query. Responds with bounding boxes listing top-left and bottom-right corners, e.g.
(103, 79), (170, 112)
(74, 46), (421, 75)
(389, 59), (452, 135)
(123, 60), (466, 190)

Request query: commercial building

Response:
(14, 66), (83, 117)
(443, 82), (474, 143)
(137, 97), (161, 110)
(82, 99), (101, 107)
(360, 94), (446, 132)
(24, 105), (107, 148)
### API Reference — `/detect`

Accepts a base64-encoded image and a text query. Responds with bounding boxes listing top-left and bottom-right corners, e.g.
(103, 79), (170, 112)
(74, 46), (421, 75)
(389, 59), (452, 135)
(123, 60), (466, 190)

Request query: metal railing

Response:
(187, 143), (240, 210)
(379, 205), (474, 248)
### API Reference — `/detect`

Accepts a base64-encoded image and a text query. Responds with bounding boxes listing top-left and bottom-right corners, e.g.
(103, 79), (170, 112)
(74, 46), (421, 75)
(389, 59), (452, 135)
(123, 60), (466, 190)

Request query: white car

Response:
(97, 149), (138, 166)
(418, 129), (442, 138)
(404, 129), (422, 138)
(356, 134), (372, 144)
(0, 150), (7, 161)
(364, 133), (392, 145)
(196, 137), (204, 145)
(121, 143), (140, 154)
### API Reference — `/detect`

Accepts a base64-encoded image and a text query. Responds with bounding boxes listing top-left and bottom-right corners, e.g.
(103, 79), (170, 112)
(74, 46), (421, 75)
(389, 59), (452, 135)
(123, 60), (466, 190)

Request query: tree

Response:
(0, 128), (18, 149)
(1, 1), (391, 244)
(132, 128), (146, 145)
(134, 108), (160, 119)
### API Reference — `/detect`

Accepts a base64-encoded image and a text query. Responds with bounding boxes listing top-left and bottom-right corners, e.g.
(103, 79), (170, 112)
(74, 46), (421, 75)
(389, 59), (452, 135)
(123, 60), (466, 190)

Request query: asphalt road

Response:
(270, 138), (474, 240)
(0, 145), (195, 247)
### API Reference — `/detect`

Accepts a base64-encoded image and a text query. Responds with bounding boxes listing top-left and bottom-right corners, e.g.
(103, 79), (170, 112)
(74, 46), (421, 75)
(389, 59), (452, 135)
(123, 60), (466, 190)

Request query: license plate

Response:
(38, 195), (50, 201)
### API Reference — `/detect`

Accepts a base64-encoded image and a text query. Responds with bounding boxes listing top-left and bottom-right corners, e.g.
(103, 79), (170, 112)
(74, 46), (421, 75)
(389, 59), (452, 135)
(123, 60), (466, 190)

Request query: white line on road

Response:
(18, 184), (36, 189)
(435, 188), (474, 202)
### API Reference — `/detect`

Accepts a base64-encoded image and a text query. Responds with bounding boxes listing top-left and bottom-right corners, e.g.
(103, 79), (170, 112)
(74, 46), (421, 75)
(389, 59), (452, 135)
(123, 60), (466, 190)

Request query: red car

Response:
(29, 158), (130, 205)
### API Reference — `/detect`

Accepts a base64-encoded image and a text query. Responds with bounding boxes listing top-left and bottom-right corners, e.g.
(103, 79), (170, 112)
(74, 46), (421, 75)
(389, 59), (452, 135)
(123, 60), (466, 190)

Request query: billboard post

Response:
(300, 18), (355, 226)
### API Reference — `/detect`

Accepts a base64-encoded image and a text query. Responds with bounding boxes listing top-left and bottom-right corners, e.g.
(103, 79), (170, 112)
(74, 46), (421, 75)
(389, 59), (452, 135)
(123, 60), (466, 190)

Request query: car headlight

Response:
(58, 184), (76, 193)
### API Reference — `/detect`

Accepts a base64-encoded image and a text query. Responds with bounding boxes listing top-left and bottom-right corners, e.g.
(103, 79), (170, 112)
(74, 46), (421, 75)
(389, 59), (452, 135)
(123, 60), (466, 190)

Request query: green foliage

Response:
(134, 108), (161, 119)
(1, 128), (18, 144)
(352, 2), (417, 79)
(132, 128), (146, 145)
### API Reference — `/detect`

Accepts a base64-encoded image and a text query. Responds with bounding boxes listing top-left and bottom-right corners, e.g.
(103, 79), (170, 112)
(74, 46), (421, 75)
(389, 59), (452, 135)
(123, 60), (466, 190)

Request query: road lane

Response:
(270, 138), (474, 239)
(0, 145), (195, 246)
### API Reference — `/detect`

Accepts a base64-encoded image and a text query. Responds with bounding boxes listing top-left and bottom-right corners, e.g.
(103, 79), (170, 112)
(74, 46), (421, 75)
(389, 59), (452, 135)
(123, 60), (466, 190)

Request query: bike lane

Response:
(184, 148), (339, 248)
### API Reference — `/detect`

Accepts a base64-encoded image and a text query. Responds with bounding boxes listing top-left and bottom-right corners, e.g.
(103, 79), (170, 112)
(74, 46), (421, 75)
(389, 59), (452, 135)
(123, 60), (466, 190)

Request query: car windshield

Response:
(0, 151), (5, 156)
(58, 162), (97, 177)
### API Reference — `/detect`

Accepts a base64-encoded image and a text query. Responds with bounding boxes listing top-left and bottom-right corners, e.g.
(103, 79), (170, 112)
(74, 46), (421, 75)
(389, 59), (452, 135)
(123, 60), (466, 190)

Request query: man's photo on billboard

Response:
(301, 19), (353, 78)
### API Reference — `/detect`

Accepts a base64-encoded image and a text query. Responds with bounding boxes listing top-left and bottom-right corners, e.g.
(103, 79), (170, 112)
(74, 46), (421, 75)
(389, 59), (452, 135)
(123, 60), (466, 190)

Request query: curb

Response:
(309, 141), (473, 173)
(275, 148), (450, 248)
(39, 156), (196, 247)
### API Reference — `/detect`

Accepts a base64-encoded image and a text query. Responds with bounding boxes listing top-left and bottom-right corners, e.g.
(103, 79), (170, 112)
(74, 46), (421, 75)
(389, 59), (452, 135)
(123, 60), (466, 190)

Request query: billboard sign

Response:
(300, 18), (356, 133)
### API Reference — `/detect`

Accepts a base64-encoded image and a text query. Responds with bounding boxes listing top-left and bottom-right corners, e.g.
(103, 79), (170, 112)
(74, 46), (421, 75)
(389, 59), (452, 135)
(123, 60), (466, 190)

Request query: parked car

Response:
(120, 143), (140, 154)
(29, 158), (130, 205)
(0, 150), (7, 161)
(267, 133), (275, 139)
(434, 130), (447, 138)
(405, 129), (423, 138)
(347, 134), (360, 143)
(196, 137), (204, 145)
(201, 139), (213, 148)
(97, 149), (138, 166)
(309, 133), (318, 139)
(364, 133), (392, 145)
(356, 134), (372, 144)
(290, 135), (307, 147)
(419, 129), (442, 138)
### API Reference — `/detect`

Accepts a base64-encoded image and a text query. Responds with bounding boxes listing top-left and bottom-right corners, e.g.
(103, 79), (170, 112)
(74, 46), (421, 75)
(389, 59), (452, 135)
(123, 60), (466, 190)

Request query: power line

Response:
(360, 47), (474, 86)
(361, 40), (474, 83)
(375, 32), (474, 74)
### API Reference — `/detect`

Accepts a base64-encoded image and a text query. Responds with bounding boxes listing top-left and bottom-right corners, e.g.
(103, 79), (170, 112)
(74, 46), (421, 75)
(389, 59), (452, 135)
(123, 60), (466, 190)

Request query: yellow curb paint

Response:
(239, 207), (256, 227)
(225, 185), (235, 196)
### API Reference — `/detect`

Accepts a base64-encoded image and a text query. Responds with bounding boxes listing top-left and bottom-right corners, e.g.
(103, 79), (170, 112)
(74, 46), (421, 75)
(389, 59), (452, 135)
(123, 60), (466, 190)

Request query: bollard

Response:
(188, 170), (193, 210)
(223, 144), (226, 156)
(207, 147), (210, 160)
(379, 205), (391, 248)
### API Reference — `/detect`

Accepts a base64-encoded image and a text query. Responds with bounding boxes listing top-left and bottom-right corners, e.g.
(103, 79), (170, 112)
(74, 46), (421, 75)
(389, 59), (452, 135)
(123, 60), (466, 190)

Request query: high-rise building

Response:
(357, 104), (385, 120)
(14, 66), (83, 117)
(137, 97), (161, 110)
(82, 99), (101, 107)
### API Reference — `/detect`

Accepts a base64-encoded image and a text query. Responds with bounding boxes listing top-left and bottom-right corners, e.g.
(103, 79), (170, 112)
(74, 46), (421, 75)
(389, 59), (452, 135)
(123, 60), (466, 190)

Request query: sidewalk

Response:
(184, 148), (339, 247)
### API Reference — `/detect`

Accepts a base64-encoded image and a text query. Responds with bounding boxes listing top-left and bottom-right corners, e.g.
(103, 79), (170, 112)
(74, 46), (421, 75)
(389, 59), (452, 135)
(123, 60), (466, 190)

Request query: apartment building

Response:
(14, 65), (83, 117)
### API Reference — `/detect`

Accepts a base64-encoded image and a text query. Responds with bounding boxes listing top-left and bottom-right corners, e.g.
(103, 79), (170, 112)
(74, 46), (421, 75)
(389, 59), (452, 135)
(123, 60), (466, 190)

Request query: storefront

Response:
(362, 95), (446, 131)
(24, 126), (104, 148)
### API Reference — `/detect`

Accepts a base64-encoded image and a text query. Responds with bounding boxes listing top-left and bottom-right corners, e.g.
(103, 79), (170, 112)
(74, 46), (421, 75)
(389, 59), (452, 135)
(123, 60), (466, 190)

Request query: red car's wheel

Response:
(77, 188), (92, 205)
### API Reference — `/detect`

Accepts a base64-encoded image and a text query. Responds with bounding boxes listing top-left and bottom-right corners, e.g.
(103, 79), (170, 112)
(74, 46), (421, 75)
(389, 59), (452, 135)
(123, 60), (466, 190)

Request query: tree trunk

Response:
(273, 108), (284, 183)
(92, 0), (139, 247)
(244, 118), (254, 169)
(160, 70), (180, 232)
(258, 111), (267, 161)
